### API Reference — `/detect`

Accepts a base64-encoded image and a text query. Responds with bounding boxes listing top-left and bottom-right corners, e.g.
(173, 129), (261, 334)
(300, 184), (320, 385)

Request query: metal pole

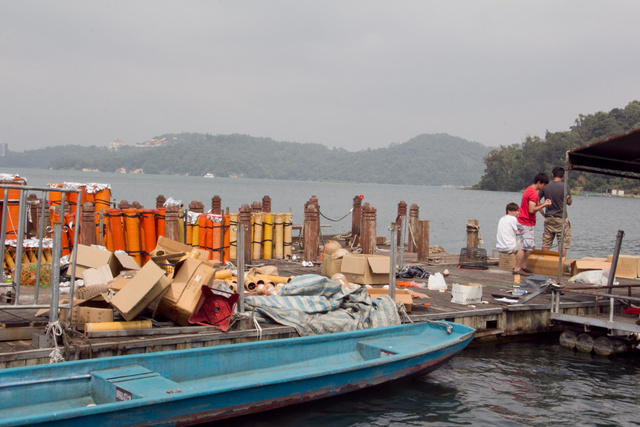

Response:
(13, 190), (28, 304)
(556, 165), (569, 284)
(607, 230), (624, 294)
(0, 190), (8, 283)
(49, 220), (63, 323)
(68, 190), (82, 308)
(397, 216), (406, 272)
(237, 224), (245, 313)
(388, 223), (397, 302)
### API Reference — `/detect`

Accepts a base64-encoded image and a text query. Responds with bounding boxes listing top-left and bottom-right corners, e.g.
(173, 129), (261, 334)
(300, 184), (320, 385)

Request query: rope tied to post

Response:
(318, 207), (353, 222)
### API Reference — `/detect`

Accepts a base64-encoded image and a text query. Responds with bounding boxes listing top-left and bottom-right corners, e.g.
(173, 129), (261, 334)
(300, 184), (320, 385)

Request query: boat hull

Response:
(0, 321), (474, 426)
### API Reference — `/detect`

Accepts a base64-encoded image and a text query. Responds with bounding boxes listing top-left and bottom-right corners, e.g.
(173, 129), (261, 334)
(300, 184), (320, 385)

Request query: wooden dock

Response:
(1, 250), (639, 369)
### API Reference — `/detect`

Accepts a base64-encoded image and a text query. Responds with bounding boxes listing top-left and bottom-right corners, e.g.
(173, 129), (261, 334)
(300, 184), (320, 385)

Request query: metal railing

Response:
(1, 183), (81, 323)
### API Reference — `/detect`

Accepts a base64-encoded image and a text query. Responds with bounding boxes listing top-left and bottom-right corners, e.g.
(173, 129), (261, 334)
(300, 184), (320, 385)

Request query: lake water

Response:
(10, 167), (640, 260)
(6, 168), (640, 425)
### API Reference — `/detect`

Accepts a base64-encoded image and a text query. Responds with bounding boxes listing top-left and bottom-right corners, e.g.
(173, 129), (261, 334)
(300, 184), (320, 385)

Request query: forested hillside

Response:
(0, 133), (490, 187)
(477, 100), (640, 194)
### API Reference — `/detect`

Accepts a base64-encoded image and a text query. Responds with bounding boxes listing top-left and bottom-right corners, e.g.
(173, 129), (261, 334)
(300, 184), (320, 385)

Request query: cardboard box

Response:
(107, 261), (170, 321)
(157, 258), (215, 326)
(570, 259), (612, 276)
(82, 264), (114, 287)
(367, 288), (412, 312)
(526, 250), (572, 276)
(451, 283), (483, 305)
(340, 254), (390, 285)
(605, 254), (640, 279)
(59, 297), (114, 331)
(321, 255), (343, 278)
(150, 236), (209, 260)
(73, 245), (140, 277)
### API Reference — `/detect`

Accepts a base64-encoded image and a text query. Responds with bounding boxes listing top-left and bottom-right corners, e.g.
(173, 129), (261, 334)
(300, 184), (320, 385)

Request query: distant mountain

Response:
(0, 133), (492, 186)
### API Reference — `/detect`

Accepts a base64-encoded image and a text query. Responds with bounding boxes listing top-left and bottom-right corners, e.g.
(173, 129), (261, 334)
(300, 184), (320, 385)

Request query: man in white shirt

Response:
(496, 202), (520, 254)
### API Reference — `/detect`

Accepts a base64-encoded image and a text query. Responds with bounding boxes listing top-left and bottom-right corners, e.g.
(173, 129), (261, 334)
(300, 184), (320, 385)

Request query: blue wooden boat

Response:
(0, 321), (474, 426)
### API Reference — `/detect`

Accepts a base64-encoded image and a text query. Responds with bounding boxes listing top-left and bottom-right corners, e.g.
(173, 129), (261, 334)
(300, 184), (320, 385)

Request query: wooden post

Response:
(131, 201), (142, 209)
(155, 195), (166, 209)
(80, 202), (96, 246)
(360, 204), (377, 254)
(211, 196), (222, 215)
(417, 220), (430, 262)
(466, 219), (480, 248)
(408, 204), (419, 253)
(396, 201), (407, 247)
(239, 204), (252, 265)
(262, 196), (271, 213)
(352, 195), (362, 240)
(164, 205), (180, 241)
(304, 203), (319, 262)
(118, 200), (130, 210)
(189, 201), (204, 214)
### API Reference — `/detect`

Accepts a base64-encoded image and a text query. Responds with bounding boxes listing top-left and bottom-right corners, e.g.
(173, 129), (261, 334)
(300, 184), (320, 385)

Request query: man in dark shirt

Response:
(540, 167), (572, 257)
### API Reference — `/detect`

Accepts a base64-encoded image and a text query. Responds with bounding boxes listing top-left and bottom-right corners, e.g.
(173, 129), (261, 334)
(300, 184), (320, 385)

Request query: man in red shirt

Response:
(514, 173), (552, 276)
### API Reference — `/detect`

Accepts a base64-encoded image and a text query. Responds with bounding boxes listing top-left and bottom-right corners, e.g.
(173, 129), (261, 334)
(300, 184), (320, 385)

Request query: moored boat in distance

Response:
(0, 321), (474, 426)
(203, 173), (215, 178)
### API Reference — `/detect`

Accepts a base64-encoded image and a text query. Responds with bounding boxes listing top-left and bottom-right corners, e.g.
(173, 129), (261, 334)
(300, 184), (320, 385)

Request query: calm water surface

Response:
(228, 340), (640, 427)
(11, 168), (640, 259)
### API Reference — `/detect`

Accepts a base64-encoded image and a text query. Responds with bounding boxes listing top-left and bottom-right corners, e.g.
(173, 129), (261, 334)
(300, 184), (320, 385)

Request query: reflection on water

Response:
(225, 341), (640, 427)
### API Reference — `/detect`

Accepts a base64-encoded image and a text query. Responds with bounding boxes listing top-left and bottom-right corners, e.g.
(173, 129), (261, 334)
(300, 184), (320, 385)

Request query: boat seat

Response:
(91, 365), (192, 404)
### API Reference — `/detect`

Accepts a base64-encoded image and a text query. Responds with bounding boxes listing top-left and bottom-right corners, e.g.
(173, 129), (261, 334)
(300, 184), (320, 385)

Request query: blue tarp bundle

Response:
(244, 274), (401, 336)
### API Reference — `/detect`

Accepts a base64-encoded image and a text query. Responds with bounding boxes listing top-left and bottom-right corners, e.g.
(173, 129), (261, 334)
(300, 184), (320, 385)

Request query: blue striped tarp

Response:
(245, 274), (401, 336)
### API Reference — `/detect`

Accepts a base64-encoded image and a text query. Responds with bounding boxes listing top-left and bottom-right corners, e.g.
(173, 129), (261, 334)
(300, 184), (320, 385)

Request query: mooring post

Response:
(417, 220), (430, 262)
(352, 195), (362, 242)
(155, 195), (166, 209)
(396, 201), (407, 247)
(189, 201), (204, 214)
(239, 204), (252, 265)
(164, 205), (180, 241)
(211, 196), (222, 215)
(466, 219), (480, 248)
(304, 203), (319, 262)
(118, 200), (130, 210)
(262, 195), (271, 213)
(80, 202), (96, 246)
(361, 204), (377, 254)
(408, 204), (419, 253)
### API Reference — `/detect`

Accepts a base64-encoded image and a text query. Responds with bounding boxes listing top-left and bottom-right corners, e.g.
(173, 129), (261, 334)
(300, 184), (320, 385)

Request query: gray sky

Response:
(2, 1), (639, 152)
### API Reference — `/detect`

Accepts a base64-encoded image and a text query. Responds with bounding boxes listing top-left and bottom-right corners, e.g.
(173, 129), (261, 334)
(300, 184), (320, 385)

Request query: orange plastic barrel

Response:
(63, 212), (75, 255)
(223, 214), (230, 262)
(155, 208), (166, 239)
(122, 208), (142, 266)
(0, 175), (27, 200)
(198, 214), (207, 251)
(108, 208), (126, 252)
(140, 209), (157, 264)
(48, 183), (64, 209)
(210, 214), (222, 262)
(94, 187), (111, 213)
(205, 215), (214, 260)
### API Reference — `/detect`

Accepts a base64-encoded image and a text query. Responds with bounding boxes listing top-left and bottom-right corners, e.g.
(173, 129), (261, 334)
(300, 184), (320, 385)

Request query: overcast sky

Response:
(2, 1), (639, 152)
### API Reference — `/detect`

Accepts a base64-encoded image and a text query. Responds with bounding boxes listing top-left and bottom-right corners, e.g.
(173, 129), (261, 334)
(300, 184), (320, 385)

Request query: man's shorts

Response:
(517, 224), (535, 251)
(542, 217), (571, 249)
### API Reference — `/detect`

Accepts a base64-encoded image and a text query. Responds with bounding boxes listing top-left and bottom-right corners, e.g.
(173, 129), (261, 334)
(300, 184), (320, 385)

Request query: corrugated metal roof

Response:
(567, 127), (640, 179)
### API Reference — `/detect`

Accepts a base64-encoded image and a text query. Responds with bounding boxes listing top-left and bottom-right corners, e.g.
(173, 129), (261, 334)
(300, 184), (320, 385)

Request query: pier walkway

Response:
(2, 249), (639, 369)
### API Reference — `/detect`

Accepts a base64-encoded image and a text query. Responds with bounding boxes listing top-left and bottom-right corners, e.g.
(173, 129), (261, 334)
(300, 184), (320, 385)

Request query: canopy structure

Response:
(567, 127), (640, 179)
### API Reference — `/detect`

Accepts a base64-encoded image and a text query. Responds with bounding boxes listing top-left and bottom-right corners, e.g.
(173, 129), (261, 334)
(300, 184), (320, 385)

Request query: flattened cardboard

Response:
(367, 288), (412, 312)
(341, 254), (390, 285)
(150, 236), (209, 260)
(82, 264), (114, 287)
(108, 262), (169, 321)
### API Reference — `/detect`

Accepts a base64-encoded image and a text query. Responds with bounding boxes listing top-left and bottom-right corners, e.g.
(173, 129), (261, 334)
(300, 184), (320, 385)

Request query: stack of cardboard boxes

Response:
(59, 237), (221, 331)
